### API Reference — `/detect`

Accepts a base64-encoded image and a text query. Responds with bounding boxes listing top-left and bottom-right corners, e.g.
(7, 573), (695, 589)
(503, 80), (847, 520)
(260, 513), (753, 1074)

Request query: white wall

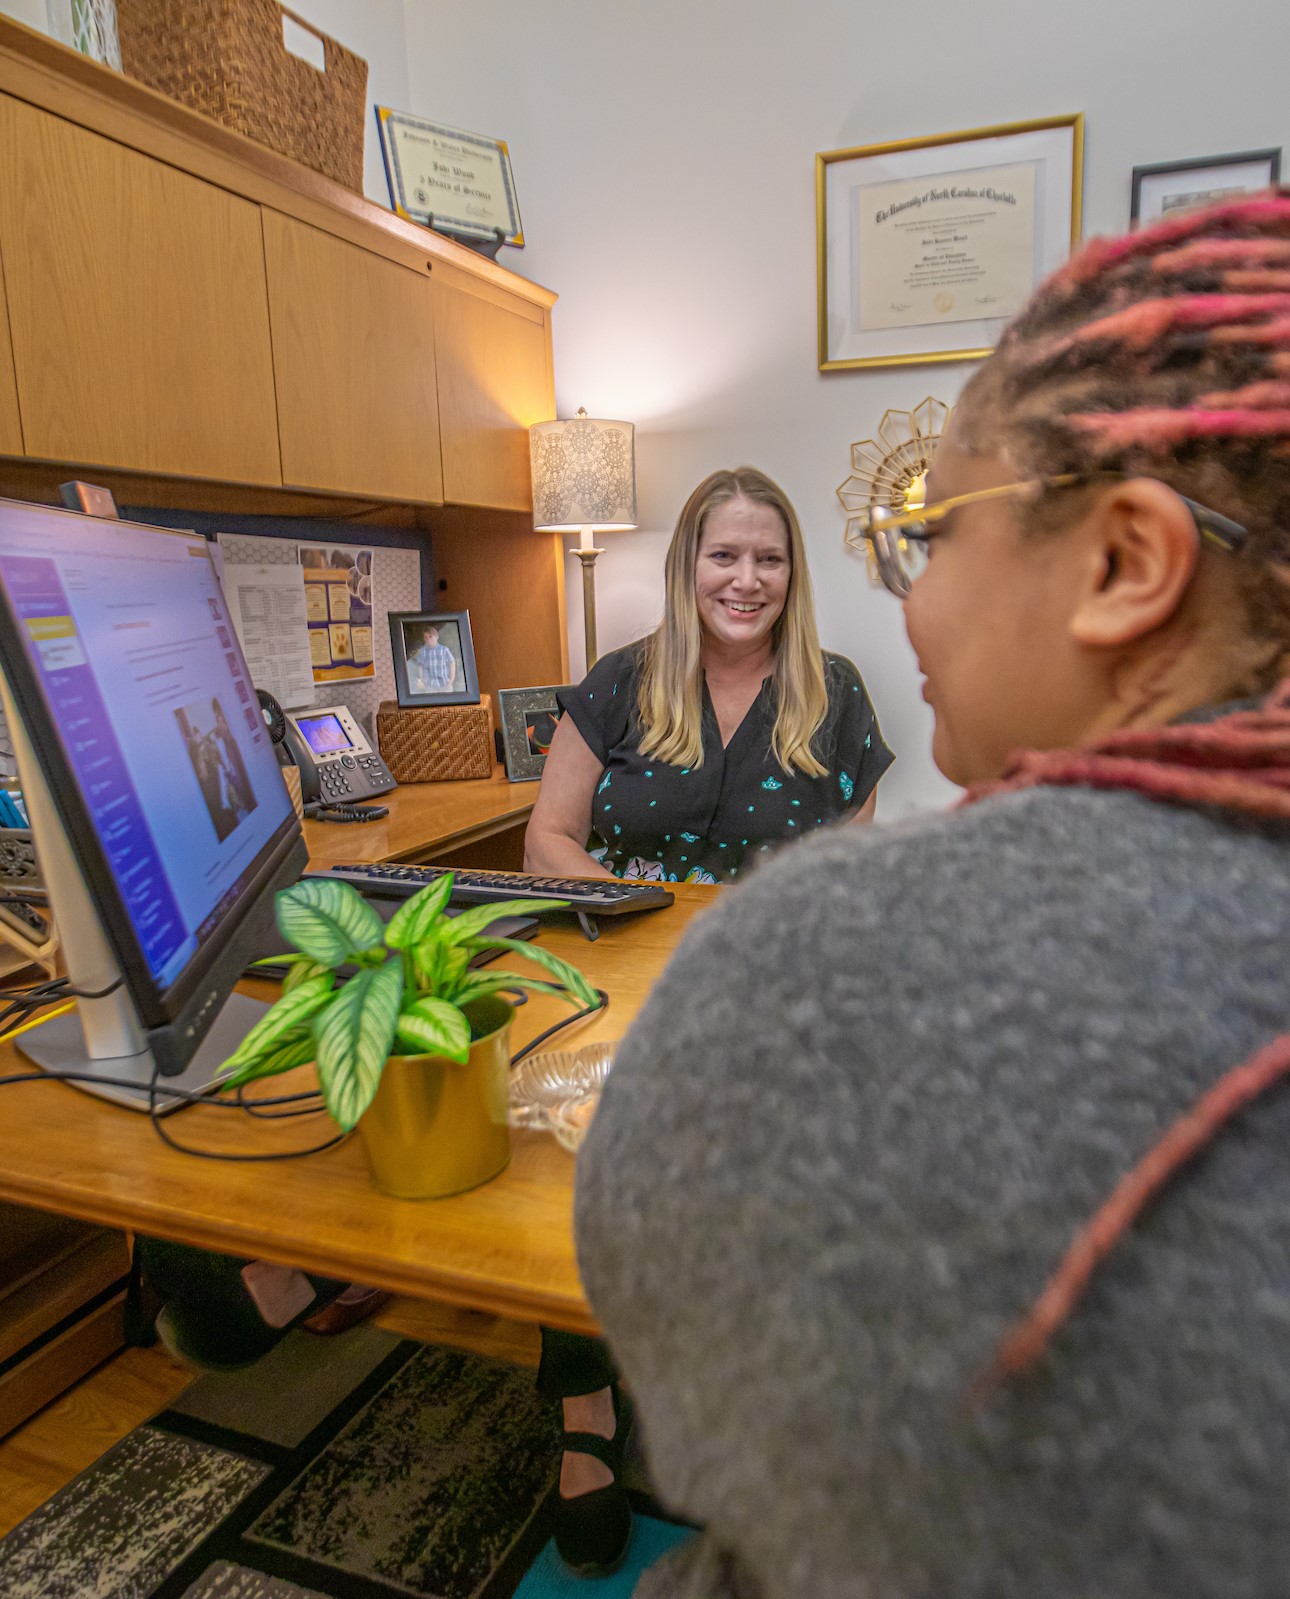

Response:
(402, 0), (1289, 815)
(0, 1), (45, 33)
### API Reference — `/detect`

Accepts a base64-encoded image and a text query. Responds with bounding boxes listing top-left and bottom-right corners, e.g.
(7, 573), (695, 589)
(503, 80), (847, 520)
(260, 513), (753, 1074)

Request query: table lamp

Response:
(530, 409), (637, 668)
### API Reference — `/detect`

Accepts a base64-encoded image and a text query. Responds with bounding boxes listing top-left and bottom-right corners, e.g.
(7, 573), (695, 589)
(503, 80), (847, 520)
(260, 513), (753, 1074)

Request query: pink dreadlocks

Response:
(960, 188), (1290, 667)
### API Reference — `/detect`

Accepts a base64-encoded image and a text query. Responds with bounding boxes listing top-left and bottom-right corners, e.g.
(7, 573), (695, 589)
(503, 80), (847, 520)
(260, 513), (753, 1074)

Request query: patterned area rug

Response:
(0, 1327), (692, 1599)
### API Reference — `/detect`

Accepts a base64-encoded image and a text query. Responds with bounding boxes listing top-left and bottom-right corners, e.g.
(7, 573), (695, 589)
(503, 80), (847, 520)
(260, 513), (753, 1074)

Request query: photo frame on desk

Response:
(388, 610), (480, 708)
(498, 685), (572, 783)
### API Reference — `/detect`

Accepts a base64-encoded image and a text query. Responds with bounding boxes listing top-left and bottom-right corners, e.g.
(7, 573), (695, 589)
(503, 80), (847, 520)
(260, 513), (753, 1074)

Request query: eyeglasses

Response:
(846, 474), (1250, 599)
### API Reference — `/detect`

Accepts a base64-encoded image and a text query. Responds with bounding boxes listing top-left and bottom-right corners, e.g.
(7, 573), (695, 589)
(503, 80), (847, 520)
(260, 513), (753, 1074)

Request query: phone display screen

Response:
(295, 713), (354, 756)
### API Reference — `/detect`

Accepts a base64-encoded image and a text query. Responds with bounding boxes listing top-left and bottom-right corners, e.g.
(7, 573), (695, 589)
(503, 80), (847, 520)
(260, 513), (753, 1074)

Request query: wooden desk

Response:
(302, 768), (538, 873)
(0, 886), (714, 1334)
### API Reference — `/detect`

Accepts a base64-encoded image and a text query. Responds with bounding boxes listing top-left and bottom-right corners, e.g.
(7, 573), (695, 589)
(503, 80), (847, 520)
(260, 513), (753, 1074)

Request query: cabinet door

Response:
(262, 210), (443, 503)
(434, 278), (553, 510)
(0, 95), (279, 484)
(0, 250), (22, 457)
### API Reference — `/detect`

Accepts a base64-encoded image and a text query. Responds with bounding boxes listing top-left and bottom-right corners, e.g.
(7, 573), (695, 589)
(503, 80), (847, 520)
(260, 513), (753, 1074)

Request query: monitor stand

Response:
(14, 990), (270, 1115)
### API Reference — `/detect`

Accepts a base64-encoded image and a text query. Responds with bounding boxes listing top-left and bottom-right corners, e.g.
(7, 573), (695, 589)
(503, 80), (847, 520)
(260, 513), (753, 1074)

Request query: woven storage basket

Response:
(116, 0), (368, 191)
(377, 697), (495, 784)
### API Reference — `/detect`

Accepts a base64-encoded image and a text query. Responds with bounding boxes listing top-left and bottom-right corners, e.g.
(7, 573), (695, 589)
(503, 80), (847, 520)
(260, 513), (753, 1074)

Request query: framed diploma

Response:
(1131, 149), (1280, 227)
(817, 116), (1083, 372)
(375, 106), (524, 248)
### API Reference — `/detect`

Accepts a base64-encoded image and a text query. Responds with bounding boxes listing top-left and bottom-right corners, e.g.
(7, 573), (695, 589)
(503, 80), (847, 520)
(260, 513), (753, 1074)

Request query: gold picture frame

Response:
(816, 115), (1084, 373)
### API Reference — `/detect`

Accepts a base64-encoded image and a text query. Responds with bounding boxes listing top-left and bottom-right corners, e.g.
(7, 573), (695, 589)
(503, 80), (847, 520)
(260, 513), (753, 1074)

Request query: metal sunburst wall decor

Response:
(836, 397), (953, 574)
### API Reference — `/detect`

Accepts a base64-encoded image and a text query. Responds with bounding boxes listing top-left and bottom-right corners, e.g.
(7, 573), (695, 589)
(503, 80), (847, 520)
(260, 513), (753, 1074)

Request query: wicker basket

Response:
(377, 697), (495, 784)
(116, 0), (368, 191)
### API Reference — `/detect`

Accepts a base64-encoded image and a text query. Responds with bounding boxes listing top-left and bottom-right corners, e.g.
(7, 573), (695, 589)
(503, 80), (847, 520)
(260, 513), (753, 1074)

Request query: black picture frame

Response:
(1130, 148), (1281, 226)
(388, 610), (481, 708)
(497, 685), (572, 782)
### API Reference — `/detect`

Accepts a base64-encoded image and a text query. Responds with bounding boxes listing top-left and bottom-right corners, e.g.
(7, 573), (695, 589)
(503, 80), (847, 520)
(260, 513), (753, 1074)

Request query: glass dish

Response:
(509, 1040), (616, 1151)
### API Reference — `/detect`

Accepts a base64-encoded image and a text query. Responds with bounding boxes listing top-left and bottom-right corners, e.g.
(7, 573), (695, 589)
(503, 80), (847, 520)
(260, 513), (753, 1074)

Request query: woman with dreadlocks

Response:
(575, 192), (1290, 1599)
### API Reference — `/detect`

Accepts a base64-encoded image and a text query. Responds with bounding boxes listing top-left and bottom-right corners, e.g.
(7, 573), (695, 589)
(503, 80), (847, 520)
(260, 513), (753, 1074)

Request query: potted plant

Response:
(218, 874), (598, 1198)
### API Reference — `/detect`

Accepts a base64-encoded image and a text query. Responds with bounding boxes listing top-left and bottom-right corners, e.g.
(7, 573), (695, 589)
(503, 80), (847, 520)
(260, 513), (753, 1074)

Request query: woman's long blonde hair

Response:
(636, 467), (829, 774)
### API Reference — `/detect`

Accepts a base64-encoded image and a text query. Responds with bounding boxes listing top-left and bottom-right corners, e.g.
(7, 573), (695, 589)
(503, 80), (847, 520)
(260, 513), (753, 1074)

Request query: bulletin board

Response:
(122, 510), (432, 742)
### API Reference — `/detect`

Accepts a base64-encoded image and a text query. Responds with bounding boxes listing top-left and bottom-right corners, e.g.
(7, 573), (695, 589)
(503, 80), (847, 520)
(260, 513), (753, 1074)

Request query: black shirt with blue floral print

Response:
(556, 644), (894, 884)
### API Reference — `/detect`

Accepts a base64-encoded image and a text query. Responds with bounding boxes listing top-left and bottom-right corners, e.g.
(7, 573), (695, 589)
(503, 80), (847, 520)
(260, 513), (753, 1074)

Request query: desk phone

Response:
(284, 704), (397, 806)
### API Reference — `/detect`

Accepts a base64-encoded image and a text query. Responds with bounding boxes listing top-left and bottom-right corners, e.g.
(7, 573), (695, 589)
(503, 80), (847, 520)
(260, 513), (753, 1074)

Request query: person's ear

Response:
(1068, 480), (1199, 648)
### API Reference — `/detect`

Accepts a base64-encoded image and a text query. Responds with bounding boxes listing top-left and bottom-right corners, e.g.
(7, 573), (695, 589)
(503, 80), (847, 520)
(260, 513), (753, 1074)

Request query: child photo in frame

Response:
(388, 610), (481, 707)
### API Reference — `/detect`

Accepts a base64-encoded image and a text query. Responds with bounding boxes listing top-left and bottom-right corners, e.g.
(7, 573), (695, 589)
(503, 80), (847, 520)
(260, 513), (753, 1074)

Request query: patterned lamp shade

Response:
(529, 410), (638, 531)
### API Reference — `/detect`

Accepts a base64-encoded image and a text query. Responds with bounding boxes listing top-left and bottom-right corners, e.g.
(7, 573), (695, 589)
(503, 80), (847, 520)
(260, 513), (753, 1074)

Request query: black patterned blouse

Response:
(556, 644), (894, 884)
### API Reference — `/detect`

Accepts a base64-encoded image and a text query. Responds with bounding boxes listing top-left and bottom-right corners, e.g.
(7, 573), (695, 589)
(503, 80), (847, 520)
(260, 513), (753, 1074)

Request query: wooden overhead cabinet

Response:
(0, 94), (280, 485)
(262, 210), (444, 503)
(434, 275), (553, 511)
(0, 251), (23, 458)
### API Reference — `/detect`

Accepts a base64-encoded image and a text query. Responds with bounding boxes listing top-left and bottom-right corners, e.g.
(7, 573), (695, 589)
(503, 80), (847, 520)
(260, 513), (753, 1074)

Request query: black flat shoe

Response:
(554, 1387), (633, 1577)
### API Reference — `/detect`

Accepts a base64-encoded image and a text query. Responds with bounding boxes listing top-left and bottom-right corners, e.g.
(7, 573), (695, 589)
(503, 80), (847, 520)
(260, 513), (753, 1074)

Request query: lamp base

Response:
(572, 545), (604, 669)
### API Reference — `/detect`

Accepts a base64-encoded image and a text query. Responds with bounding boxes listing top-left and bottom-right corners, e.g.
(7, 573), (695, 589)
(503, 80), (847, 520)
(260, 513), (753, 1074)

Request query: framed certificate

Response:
(817, 116), (1083, 371)
(376, 106), (524, 248)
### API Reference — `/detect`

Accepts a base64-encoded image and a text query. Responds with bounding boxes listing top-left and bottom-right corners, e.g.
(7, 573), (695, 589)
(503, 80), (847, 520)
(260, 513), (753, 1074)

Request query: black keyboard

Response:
(314, 863), (675, 917)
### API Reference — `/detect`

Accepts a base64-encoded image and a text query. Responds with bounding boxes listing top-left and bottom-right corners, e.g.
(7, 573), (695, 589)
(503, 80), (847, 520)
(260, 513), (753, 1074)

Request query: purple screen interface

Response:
(0, 506), (292, 989)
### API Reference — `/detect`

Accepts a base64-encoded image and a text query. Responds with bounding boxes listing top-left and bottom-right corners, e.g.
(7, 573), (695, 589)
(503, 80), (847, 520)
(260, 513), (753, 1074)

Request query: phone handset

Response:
(256, 688), (321, 805)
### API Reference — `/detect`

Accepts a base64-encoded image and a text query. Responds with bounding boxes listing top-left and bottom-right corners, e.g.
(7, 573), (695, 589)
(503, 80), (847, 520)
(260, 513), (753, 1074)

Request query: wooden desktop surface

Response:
(0, 876), (713, 1333)
(302, 767), (537, 869)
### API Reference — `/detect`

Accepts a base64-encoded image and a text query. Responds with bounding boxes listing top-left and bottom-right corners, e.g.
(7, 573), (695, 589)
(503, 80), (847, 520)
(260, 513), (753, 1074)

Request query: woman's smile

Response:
(695, 497), (790, 650)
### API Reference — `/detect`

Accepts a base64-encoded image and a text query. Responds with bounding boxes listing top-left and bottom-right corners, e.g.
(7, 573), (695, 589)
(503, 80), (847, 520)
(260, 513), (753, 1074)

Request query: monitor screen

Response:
(295, 712), (353, 756)
(0, 499), (301, 1020)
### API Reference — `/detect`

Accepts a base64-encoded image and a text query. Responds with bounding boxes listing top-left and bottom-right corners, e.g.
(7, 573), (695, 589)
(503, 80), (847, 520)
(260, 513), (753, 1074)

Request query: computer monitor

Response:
(0, 497), (308, 1109)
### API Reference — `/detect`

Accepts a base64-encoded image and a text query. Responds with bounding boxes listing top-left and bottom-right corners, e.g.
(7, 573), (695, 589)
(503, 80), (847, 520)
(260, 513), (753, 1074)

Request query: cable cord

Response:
(510, 987), (609, 1067)
(0, 979), (611, 1163)
(147, 1059), (351, 1162)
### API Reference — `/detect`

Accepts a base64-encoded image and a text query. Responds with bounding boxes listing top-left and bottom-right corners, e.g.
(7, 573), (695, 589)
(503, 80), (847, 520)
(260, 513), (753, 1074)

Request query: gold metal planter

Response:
(358, 995), (513, 1199)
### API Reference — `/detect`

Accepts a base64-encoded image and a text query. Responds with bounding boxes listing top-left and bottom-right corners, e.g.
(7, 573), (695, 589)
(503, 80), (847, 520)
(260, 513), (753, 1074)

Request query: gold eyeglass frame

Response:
(850, 475), (1250, 599)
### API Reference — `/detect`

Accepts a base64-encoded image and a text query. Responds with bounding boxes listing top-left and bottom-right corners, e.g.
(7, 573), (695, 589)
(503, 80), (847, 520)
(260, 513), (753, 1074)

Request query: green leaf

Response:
(248, 952), (304, 970)
(394, 995), (471, 1061)
(436, 945), (472, 998)
(465, 936), (599, 1007)
(313, 959), (402, 1131)
(219, 974), (334, 1074)
(438, 898), (570, 946)
(412, 937), (444, 991)
(218, 1027), (316, 1089)
(451, 973), (565, 1008)
(275, 879), (384, 967)
(383, 873), (455, 949)
(284, 958), (335, 995)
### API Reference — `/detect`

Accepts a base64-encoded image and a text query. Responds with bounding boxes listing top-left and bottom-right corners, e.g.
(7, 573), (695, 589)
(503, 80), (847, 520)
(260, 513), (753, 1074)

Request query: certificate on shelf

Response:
(376, 107), (524, 246)
(855, 162), (1037, 332)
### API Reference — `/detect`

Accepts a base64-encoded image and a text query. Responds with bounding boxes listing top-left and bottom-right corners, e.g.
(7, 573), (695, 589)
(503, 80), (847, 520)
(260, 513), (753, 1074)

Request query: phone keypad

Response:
(319, 753), (394, 798)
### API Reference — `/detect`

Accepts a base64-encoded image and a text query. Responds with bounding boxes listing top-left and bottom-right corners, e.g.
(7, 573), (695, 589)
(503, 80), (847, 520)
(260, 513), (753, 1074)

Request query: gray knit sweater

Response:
(575, 785), (1290, 1599)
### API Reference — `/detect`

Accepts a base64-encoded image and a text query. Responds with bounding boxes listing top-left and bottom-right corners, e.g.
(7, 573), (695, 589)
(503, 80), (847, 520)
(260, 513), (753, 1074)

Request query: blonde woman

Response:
(524, 467), (892, 1578)
(526, 467), (892, 885)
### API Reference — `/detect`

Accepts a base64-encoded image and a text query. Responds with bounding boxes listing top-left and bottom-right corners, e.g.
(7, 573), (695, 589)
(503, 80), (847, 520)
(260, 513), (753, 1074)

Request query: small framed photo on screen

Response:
(388, 610), (480, 708)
